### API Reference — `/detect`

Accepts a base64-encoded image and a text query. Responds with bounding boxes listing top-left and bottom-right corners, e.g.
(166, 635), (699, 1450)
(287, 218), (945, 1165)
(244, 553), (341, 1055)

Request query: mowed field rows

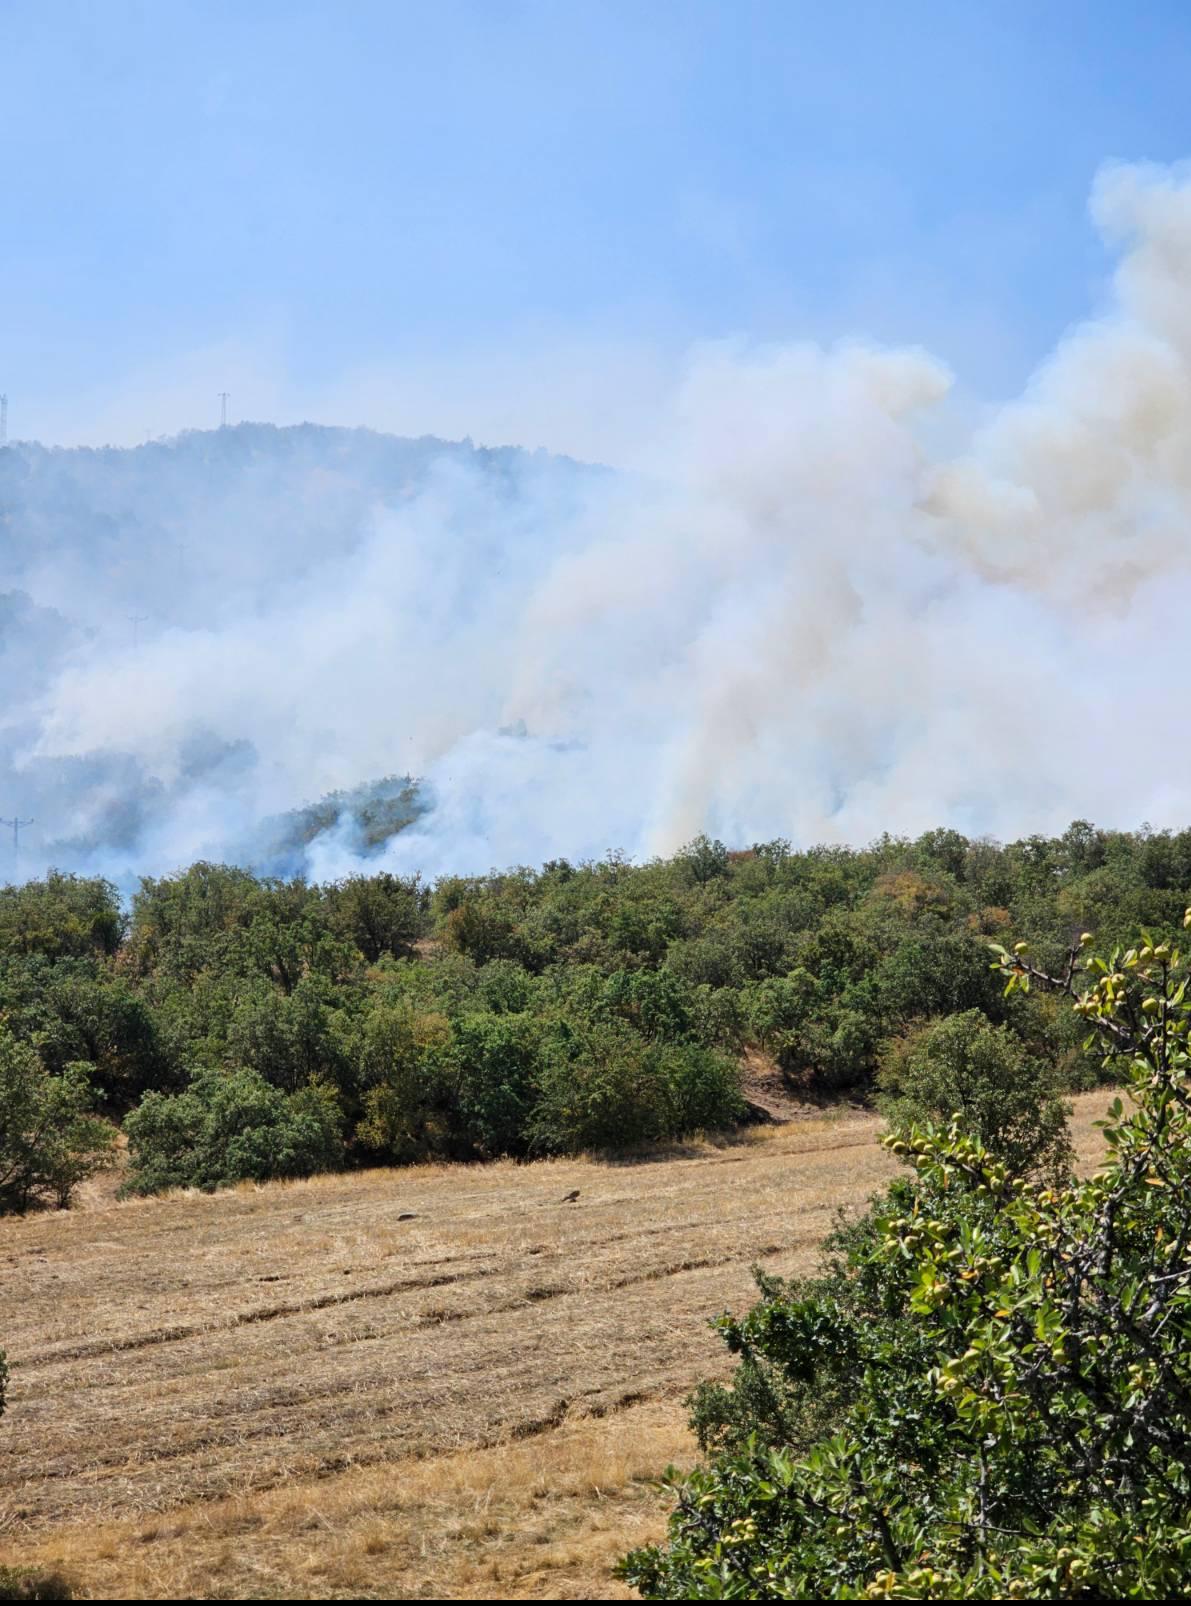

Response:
(0, 1096), (1115, 1600)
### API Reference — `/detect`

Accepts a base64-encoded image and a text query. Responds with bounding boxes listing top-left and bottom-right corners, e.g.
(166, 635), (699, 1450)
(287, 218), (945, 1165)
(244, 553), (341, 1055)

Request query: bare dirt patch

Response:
(737, 1046), (872, 1123)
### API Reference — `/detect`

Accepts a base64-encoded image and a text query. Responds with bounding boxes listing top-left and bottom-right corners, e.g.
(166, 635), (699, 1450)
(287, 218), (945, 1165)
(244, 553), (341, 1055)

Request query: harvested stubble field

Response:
(0, 1094), (1114, 1600)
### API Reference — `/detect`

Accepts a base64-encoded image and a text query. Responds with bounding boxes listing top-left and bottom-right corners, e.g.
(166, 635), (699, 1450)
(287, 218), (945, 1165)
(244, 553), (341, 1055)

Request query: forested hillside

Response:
(3, 818), (1189, 1207)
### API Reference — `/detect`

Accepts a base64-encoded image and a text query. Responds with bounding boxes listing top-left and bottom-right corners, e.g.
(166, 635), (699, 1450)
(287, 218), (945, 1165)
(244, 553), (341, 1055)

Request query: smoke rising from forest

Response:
(4, 160), (1191, 887)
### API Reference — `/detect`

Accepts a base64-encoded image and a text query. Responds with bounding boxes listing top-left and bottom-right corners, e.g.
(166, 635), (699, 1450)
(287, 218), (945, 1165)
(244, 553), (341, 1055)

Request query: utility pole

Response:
(218, 392), (230, 428)
(130, 613), (150, 650)
(1, 395), (7, 445)
(0, 816), (33, 873)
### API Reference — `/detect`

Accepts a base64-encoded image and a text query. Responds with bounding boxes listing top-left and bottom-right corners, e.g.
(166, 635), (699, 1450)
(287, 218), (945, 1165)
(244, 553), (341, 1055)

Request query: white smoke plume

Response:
(4, 158), (1191, 887)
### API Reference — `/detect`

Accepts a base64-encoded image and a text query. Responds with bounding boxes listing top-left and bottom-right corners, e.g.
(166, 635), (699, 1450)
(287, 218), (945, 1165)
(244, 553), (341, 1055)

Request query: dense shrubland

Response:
(2, 820), (1191, 1205)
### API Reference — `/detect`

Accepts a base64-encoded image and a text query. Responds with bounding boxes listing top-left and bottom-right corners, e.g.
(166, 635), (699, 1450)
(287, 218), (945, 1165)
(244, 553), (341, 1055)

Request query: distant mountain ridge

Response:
(0, 424), (595, 884)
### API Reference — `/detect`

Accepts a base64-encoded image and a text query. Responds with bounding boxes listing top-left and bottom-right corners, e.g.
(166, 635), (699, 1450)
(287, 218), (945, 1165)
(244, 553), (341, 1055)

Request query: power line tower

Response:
(218, 392), (230, 428)
(0, 816), (33, 874)
(1, 394), (7, 445)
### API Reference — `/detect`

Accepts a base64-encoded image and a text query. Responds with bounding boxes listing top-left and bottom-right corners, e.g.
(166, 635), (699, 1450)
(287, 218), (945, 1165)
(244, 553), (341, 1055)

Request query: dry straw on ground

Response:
(0, 1095), (1114, 1599)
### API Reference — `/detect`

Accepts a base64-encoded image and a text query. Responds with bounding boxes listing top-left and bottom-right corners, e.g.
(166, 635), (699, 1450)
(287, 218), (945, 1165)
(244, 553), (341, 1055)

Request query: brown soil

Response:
(737, 1045), (872, 1123)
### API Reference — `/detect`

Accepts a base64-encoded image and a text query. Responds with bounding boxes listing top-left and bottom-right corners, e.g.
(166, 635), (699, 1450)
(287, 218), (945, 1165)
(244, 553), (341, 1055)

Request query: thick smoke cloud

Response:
(3, 160), (1191, 888)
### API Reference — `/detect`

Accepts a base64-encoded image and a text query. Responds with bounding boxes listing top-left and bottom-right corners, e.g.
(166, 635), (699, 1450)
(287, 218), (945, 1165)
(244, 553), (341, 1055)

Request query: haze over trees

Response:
(11, 160), (1191, 902)
(0, 424), (588, 879)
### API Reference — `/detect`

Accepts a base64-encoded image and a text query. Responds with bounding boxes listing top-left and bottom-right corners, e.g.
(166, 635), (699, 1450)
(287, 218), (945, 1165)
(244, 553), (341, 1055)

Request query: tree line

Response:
(3, 819), (1191, 1207)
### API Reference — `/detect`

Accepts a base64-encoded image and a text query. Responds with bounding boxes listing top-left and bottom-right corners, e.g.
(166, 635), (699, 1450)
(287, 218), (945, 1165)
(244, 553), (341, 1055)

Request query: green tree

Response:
(622, 922), (1191, 1599)
(0, 872), (124, 960)
(352, 1005), (457, 1162)
(122, 1068), (343, 1194)
(678, 835), (731, 885)
(0, 1028), (115, 1212)
(441, 897), (526, 967)
(32, 966), (173, 1109)
(741, 969), (816, 1058)
(879, 1008), (1072, 1181)
(453, 1010), (538, 1156)
(126, 861), (263, 977)
(321, 871), (425, 963)
(532, 1019), (741, 1152)
(226, 977), (346, 1094)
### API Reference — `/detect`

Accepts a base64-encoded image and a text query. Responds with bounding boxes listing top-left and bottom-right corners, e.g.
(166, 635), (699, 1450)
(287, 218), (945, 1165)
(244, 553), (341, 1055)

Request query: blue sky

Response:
(5, 0), (1191, 454)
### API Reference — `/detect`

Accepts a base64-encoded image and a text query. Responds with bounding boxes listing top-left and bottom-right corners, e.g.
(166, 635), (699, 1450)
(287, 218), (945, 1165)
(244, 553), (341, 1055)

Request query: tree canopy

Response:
(2, 820), (1191, 1203)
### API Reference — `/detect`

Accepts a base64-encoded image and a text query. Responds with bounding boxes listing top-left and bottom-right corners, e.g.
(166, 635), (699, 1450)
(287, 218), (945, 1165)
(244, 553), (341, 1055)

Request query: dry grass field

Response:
(0, 1094), (1116, 1600)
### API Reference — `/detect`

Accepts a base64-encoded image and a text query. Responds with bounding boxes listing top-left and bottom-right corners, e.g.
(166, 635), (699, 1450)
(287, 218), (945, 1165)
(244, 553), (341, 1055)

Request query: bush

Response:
(0, 1029), (115, 1212)
(6, 822), (1189, 1184)
(741, 969), (816, 1053)
(353, 1006), (457, 1162)
(453, 1011), (539, 1157)
(687, 1210), (892, 1464)
(661, 1041), (748, 1133)
(0, 1569), (72, 1602)
(122, 1068), (343, 1194)
(531, 1020), (663, 1151)
(531, 1021), (742, 1151)
(321, 871), (425, 962)
(878, 1008), (1072, 1180)
(0, 872), (123, 960)
(442, 898), (526, 967)
(32, 967), (173, 1110)
(621, 925), (1191, 1598)
(687, 1287), (835, 1462)
(226, 978), (345, 1094)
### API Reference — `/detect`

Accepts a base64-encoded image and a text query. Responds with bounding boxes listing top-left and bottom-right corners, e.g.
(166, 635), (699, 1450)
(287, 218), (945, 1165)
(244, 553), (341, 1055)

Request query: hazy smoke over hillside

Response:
(4, 159), (1191, 887)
